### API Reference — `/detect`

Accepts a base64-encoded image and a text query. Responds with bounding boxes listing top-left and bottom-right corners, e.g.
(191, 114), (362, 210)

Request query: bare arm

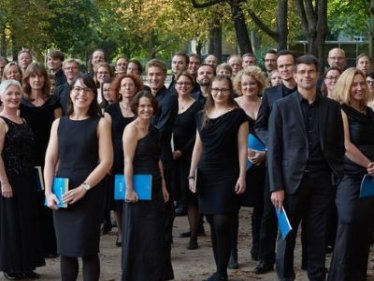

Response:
(44, 118), (60, 209)
(63, 114), (113, 204)
(188, 130), (202, 193)
(158, 160), (169, 202)
(54, 107), (63, 119)
(122, 122), (138, 202)
(235, 122), (249, 194)
(0, 119), (12, 198)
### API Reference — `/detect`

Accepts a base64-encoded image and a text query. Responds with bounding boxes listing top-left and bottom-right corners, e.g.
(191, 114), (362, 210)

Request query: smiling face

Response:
(96, 66), (110, 85)
(175, 74), (193, 97)
(294, 63), (319, 91)
(350, 73), (367, 104)
(70, 79), (95, 110)
(146, 66), (166, 93)
(137, 96), (154, 119)
(211, 79), (231, 105)
(1, 85), (22, 109)
(47, 56), (62, 71)
(5, 65), (21, 81)
(277, 54), (295, 81)
(324, 69), (341, 93)
(241, 74), (259, 97)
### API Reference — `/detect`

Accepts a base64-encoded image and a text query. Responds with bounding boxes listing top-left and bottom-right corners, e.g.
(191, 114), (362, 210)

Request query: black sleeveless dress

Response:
(196, 108), (247, 215)
(0, 117), (45, 273)
(53, 116), (105, 257)
(122, 126), (170, 281)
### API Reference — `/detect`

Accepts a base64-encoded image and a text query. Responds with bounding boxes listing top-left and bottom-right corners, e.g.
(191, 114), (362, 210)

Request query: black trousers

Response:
(328, 175), (374, 281)
(276, 171), (333, 281)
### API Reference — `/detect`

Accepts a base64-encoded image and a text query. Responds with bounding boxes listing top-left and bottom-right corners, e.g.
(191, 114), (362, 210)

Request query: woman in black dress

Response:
(189, 75), (248, 281)
(233, 66), (266, 265)
(122, 91), (171, 281)
(105, 74), (143, 246)
(20, 62), (63, 258)
(0, 80), (45, 280)
(44, 75), (113, 281)
(328, 68), (374, 281)
(172, 71), (203, 249)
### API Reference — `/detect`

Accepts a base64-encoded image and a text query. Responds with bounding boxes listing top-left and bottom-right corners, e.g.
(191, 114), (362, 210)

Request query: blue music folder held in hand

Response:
(247, 134), (267, 171)
(44, 177), (69, 208)
(114, 174), (152, 201)
(359, 174), (374, 198)
(275, 207), (292, 239)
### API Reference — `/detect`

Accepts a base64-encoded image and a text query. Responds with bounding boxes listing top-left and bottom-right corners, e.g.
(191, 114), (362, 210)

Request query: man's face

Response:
(228, 57), (242, 76)
(63, 62), (80, 82)
(18, 52), (32, 70)
(242, 55), (256, 67)
(171, 55), (187, 75)
(197, 65), (214, 87)
(204, 55), (218, 68)
(92, 51), (105, 67)
(147, 66), (166, 92)
(116, 58), (128, 74)
(188, 56), (200, 75)
(294, 63), (319, 91)
(264, 53), (277, 72)
(47, 56), (62, 71)
(357, 56), (371, 74)
(327, 49), (346, 70)
(277, 55), (295, 82)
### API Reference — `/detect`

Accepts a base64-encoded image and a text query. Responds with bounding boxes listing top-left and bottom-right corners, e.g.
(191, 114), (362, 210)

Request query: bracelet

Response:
(188, 175), (195, 179)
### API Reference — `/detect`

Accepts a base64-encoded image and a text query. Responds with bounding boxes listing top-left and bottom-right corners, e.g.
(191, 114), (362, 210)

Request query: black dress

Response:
(329, 104), (374, 281)
(53, 116), (105, 257)
(172, 101), (203, 206)
(240, 117), (266, 208)
(196, 108), (247, 215)
(105, 103), (135, 211)
(0, 117), (45, 273)
(20, 95), (62, 256)
(122, 126), (170, 281)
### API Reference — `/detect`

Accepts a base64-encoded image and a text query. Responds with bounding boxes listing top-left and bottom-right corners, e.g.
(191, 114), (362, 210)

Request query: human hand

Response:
(248, 150), (266, 166)
(172, 150), (182, 160)
(234, 176), (246, 194)
(1, 183), (13, 198)
(162, 187), (170, 202)
(45, 193), (59, 210)
(271, 190), (285, 209)
(62, 186), (87, 205)
(125, 189), (138, 203)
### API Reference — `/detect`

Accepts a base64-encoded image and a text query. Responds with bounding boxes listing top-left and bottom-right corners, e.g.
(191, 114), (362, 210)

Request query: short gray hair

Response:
(0, 79), (22, 96)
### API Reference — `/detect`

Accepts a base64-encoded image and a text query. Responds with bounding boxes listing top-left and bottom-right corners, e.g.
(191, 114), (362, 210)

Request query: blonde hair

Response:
(332, 67), (368, 107)
(233, 65), (266, 96)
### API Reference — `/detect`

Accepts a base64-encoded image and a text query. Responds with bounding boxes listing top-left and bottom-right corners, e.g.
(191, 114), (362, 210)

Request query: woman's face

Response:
(49, 79), (56, 95)
(350, 74), (366, 103)
(324, 69), (340, 93)
(127, 62), (140, 76)
(120, 77), (137, 99)
(96, 66), (110, 85)
(217, 69), (231, 77)
(1, 85), (22, 109)
(137, 97), (154, 119)
(270, 71), (282, 86)
(102, 82), (116, 104)
(29, 73), (45, 91)
(211, 79), (231, 105)
(175, 75), (193, 97)
(70, 79), (95, 110)
(5, 65), (21, 81)
(241, 74), (259, 97)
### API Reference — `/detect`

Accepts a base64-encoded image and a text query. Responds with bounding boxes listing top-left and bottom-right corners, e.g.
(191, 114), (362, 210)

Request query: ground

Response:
(6, 208), (374, 281)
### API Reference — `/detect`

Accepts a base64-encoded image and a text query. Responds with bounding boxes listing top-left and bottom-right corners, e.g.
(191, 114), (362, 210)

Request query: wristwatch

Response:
(82, 182), (91, 191)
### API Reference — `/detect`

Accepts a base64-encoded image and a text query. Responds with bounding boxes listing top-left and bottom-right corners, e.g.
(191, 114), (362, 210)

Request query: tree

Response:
(191, 0), (253, 55)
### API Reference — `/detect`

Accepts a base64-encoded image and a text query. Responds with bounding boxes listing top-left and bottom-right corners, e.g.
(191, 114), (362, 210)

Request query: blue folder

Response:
(359, 174), (374, 198)
(44, 177), (69, 208)
(275, 207), (292, 239)
(247, 134), (267, 171)
(114, 174), (152, 201)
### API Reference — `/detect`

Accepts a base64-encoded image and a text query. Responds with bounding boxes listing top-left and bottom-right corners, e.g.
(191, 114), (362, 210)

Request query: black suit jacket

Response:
(267, 92), (345, 194)
(255, 84), (295, 146)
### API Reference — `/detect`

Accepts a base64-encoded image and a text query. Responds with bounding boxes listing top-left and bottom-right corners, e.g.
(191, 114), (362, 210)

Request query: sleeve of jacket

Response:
(255, 90), (270, 146)
(154, 94), (178, 141)
(267, 101), (285, 192)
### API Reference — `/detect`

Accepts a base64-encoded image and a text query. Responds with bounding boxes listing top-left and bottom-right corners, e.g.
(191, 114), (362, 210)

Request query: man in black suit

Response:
(254, 50), (297, 274)
(268, 55), (345, 281)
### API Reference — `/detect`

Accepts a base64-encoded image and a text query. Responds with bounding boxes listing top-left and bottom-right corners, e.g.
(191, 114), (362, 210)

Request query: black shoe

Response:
(101, 221), (112, 235)
(228, 251), (239, 269)
(255, 261), (273, 274)
(175, 207), (187, 216)
(22, 271), (40, 279)
(205, 272), (228, 281)
(3, 272), (20, 280)
(186, 239), (198, 250)
(180, 230), (191, 238)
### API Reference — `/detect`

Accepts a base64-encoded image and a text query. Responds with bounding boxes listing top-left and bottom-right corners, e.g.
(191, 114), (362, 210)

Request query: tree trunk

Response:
(277, 0), (288, 50)
(229, 0), (252, 55)
(370, 0), (374, 59)
(0, 25), (6, 57)
(208, 18), (222, 63)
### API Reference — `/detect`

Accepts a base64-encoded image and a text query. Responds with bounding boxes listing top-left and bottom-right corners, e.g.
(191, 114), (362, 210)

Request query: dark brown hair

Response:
(23, 62), (50, 100)
(130, 90), (158, 116)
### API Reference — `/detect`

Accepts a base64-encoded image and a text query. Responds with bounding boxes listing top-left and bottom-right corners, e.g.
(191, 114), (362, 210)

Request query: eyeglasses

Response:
(367, 80), (374, 85)
(176, 82), (192, 86)
(73, 87), (93, 93)
(211, 88), (230, 94)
